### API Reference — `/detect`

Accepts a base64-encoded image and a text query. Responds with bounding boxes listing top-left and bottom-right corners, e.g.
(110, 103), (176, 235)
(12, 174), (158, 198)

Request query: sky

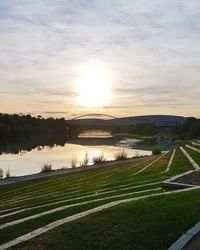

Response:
(0, 0), (200, 119)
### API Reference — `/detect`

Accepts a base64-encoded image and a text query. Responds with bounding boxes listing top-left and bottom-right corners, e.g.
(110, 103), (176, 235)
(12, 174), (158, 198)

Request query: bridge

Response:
(71, 114), (117, 120)
(66, 114), (117, 138)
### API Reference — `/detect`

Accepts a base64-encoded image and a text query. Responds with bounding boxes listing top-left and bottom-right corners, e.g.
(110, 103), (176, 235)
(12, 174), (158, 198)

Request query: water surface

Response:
(0, 134), (151, 177)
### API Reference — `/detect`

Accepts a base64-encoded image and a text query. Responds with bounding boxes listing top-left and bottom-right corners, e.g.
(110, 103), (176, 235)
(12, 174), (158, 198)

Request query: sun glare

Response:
(76, 65), (112, 107)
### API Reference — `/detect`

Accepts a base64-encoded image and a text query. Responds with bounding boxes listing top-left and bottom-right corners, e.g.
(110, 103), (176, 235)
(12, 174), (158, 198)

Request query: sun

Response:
(76, 65), (112, 107)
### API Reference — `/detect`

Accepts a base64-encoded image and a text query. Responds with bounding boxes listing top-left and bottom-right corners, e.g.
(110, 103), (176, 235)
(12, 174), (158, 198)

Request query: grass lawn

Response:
(0, 148), (199, 250)
(184, 147), (200, 165)
(165, 148), (194, 176)
(10, 188), (200, 250)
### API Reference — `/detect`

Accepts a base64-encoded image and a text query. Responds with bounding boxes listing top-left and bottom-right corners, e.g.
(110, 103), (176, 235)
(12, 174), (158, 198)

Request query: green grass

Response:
(0, 157), (162, 210)
(0, 148), (198, 249)
(0, 189), (165, 245)
(191, 143), (200, 149)
(165, 148), (194, 176)
(10, 188), (200, 250)
(184, 147), (200, 165)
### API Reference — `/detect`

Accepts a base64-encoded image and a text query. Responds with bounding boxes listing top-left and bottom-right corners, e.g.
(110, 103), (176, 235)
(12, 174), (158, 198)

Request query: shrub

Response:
(114, 150), (128, 161)
(5, 169), (11, 178)
(71, 158), (77, 168)
(0, 168), (3, 179)
(41, 163), (52, 172)
(80, 152), (89, 167)
(92, 154), (106, 164)
(152, 146), (161, 155)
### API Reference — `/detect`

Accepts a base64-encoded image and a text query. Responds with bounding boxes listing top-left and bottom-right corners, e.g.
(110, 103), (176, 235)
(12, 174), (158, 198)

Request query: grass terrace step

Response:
(184, 147), (200, 166)
(8, 188), (200, 250)
(0, 189), (164, 245)
(0, 148), (198, 249)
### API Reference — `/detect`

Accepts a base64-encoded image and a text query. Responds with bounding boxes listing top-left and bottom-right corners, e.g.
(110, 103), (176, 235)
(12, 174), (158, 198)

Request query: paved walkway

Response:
(192, 142), (200, 147)
(169, 221), (200, 250)
(161, 149), (176, 173)
(186, 144), (200, 153)
(183, 232), (200, 249)
(180, 147), (200, 170)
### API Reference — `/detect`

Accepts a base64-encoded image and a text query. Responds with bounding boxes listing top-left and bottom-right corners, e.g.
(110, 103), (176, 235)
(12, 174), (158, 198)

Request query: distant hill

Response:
(66, 115), (186, 127)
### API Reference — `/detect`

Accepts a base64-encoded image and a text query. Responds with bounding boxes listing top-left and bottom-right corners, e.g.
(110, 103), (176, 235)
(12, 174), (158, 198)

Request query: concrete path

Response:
(0, 186), (199, 250)
(161, 170), (195, 189)
(180, 147), (200, 170)
(192, 142), (200, 147)
(0, 207), (22, 215)
(186, 144), (200, 154)
(183, 232), (200, 249)
(162, 149), (176, 173)
(132, 153), (168, 176)
(169, 221), (200, 250)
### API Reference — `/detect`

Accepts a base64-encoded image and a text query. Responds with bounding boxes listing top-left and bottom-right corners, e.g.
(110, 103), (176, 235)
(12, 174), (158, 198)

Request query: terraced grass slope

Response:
(184, 147), (200, 166)
(11, 188), (200, 250)
(0, 146), (199, 250)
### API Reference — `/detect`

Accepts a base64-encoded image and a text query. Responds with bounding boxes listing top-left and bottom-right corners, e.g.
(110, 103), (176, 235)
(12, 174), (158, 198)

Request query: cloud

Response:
(0, 0), (200, 117)
(43, 111), (68, 115)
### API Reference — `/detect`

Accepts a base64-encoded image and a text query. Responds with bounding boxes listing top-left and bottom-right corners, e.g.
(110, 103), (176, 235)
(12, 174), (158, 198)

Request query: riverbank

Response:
(0, 156), (151, 186)
(0, 146), (199, 250)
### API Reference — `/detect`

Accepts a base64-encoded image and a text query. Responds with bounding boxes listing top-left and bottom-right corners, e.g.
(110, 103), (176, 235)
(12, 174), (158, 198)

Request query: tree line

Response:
(0, 113), (67, 142)
(171, 117), (200, 139)
(111, 118), (200, 139)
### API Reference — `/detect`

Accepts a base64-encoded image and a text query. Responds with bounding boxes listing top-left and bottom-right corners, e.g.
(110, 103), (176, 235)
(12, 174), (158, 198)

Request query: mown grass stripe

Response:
(132, 153), (168, 176)
(0, 157), (151, 198)
(0, 187), (162, 230)
(0, 181), (161, 219)
(180, 147), (200, 170)
(0, 157), (155, 202)
(1, 187), (199, 250)
(0, 176), (163, 211)
(0, 158), (161, 207)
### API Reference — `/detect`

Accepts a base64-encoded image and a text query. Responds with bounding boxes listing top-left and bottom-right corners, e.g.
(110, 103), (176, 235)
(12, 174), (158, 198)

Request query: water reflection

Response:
(0, 132), (151, 177)
(78, 130), (113, 138)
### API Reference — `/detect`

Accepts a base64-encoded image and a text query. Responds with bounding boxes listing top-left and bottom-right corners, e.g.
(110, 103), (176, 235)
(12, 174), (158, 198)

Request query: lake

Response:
(0, 131), (152, 177)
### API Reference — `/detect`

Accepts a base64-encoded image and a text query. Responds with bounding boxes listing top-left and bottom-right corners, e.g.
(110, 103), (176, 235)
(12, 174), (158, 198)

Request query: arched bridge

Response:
(71, 113), (117, 120)
(66, 114), (118, 138)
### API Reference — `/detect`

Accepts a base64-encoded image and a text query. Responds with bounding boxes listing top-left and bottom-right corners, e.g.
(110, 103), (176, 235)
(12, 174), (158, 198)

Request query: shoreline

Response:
(0, 155), (151, 186)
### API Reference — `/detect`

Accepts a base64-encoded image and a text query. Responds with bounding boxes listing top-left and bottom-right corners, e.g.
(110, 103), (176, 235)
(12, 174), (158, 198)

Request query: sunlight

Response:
(76, 64), (112, 107)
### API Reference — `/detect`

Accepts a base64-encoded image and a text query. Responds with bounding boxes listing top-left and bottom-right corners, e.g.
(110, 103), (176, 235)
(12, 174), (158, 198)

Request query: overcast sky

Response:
(0, 0), (200, 118)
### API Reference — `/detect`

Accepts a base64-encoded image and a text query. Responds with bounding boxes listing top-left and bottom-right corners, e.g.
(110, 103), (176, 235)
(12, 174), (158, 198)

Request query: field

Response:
(0, 144), (200, 249)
